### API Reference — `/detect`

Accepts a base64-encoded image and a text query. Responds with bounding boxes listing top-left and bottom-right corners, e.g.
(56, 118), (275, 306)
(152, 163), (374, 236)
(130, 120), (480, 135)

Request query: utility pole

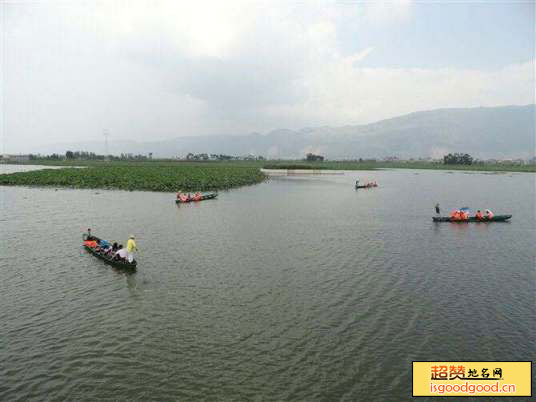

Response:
(103, 129), (110, 161)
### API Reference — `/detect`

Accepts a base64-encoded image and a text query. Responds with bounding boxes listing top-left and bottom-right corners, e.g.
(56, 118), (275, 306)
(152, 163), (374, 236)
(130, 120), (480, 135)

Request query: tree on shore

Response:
(443, 153), (473, 165)
(305, 153), (324, 162)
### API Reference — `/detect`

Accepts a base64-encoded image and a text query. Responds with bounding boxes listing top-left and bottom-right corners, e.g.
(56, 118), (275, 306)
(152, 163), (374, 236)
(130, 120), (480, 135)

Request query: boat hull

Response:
(175, 193), (218, 203)
(84, 245), (137, 270)
(355, 185), (378, 189)
(432, 215), (512, 223)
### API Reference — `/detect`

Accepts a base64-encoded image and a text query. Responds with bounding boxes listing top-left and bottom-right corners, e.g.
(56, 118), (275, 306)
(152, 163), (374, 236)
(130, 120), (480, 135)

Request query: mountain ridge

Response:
(33, 104), (535, 159)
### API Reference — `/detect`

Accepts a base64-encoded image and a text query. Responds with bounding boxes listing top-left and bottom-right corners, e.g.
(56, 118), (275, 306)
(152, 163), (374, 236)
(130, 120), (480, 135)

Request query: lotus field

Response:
(0, 164), (266, 192)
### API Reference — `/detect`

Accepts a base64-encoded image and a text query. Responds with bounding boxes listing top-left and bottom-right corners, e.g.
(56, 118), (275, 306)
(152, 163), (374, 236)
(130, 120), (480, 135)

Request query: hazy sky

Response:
(1, 0), (534, 152)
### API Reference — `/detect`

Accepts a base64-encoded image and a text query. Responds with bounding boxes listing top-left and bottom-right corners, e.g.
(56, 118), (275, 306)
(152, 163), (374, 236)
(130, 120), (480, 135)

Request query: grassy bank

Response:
(262, 161), (536, 173)
(0, 163), (266, 192)
(373, 161), (536, 173)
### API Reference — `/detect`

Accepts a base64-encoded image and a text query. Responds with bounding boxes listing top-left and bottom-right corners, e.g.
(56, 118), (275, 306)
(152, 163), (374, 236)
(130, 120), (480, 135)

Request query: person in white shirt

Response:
(114, 245), (128, 261)
(485, 209), (494, 220)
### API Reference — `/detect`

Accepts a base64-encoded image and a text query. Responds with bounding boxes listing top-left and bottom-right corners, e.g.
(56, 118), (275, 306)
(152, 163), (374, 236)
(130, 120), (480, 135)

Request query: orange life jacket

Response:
(84, 240), (97, 248)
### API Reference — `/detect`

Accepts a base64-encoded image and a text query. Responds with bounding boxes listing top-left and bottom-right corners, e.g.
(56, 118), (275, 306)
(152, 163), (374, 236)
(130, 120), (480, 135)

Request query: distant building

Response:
(383, 156), (399, 162)
(0, 154), (30, 162)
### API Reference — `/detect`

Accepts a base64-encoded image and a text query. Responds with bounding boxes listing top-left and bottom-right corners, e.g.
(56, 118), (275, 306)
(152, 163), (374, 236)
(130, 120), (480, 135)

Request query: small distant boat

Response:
(176, 193), (218, 203)
(355, 183), (378, 189)
(82, 234), (137, 270)
(433, 215), (512, 223)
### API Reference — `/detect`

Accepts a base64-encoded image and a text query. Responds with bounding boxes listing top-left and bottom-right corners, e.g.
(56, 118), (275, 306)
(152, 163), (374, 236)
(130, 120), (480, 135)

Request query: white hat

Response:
(130, 235), (135, 239)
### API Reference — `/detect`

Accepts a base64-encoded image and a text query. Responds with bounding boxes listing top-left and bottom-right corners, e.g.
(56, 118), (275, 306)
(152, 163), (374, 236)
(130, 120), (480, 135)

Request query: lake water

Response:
(0, 164), (68, 174)
(1, 167), (534, 401)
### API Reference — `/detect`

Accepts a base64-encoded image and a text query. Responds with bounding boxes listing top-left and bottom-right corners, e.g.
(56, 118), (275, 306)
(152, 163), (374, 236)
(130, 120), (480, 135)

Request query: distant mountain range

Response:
(38, 105), (535, 159)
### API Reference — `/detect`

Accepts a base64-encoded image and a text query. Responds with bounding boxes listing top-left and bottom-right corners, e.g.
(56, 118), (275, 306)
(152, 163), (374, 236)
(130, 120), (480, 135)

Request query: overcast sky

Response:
(1, 0), (534, 153)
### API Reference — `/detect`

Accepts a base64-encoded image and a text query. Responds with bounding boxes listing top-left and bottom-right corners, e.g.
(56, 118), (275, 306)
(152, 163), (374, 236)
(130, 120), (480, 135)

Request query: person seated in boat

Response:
(193, 192), (202, 201)
(113, 245), (128, 261)
(179, 193), (190, 202)
(104, 245), (113, 256)
(451, 210), (466, 221)
(475, 210), (484, 220)
(106, 242), (119, 256)
(84, 239), (97, 248)
(100, 243), (111, 254)
(485, 209), (494, 220)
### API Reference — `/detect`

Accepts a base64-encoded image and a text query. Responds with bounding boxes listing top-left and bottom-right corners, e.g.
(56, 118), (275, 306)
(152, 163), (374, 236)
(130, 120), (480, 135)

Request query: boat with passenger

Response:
(82, 231), (137, 270)
(433, 215), (512, 223)
(176, 192), (218, 203)
(355, 180), (378, 189)
(433, 208), (511, 223)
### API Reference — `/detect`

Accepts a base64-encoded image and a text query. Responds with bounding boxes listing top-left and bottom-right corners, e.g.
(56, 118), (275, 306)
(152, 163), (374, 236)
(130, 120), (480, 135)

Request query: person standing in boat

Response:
(435, 203), (440, 216)
(127, 235), (138, 263)
(355, 180), (359, 188)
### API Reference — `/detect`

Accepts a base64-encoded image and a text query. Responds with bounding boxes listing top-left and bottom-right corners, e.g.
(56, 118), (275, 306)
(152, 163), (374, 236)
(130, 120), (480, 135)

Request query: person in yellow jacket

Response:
(126, 235), (139, 263)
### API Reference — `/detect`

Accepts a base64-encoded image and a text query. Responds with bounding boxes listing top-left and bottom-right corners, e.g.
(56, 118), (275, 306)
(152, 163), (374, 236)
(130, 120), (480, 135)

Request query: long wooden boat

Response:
(433, 215), (512, 223)
(355, 185), (378, 189)
(83, 234), (137, 270)
(84, 245), (137, 269)
(175, 193), (218, 203)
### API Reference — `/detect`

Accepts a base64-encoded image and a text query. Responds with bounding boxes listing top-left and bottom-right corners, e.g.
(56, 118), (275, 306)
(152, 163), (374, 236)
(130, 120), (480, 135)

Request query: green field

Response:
(0, 159), (533, 192)
(0, 162), (266, 192)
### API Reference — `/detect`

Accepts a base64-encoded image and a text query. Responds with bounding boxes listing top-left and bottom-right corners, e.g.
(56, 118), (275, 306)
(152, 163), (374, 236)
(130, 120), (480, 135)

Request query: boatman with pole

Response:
(435, 203), (440, 216)
(127, 235), (139, 263)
